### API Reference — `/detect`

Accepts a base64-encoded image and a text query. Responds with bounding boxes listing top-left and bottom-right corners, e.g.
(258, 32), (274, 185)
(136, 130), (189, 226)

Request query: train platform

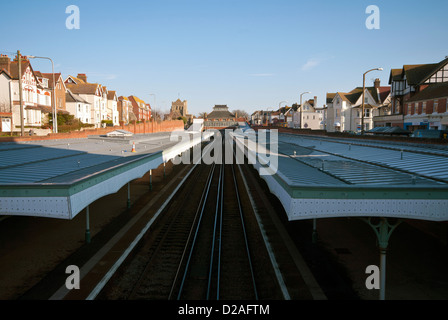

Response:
(0, 160), (447, 300)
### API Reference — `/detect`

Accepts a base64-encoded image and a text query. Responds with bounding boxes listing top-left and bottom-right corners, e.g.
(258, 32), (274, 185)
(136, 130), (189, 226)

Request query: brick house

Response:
(40, 73), (67, 113)
(117, 96), (136, 124)
(128, 95), (151, 121)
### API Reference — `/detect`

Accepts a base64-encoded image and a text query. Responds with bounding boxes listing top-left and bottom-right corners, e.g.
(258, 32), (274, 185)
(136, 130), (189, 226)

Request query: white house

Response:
(107, 90), (119, 126)
(7, 57), (43, 130)
(290, 97), (324, 130)
(65, 89), (91, 124)
(65, 74), (105, 128)
(326, 79), (391, 132)
(0, 70), (13, 132)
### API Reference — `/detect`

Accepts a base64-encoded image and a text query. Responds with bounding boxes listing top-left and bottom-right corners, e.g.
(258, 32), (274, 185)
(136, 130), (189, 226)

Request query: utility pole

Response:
(17, 50), (24, 136)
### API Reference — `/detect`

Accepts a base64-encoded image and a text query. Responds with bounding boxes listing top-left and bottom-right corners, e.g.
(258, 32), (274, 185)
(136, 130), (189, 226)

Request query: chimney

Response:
(0, 55), (11, 74)
(77, 73), (87, 83)
(374, 78), (381, 89)
(314, 96), (317, 108)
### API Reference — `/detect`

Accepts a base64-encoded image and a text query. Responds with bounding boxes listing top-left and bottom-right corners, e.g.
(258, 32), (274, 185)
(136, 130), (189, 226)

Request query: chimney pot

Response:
(0, 55), (11, 74)
(374, 78), (381, 89)
(77, 73), (87, 83)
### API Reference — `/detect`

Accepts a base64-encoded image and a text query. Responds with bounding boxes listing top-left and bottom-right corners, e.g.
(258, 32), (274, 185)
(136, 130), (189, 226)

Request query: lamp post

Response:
(28, 55), (57, 133)
(299, 92), (311, 129)
(361, 68), (383, 135)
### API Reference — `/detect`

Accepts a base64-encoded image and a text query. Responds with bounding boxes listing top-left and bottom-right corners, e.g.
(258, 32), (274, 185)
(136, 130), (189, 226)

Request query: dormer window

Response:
(40, 78), (49, 88)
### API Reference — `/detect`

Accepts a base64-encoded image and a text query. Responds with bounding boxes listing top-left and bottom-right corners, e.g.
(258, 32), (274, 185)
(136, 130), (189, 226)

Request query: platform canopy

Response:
(231, 130), (448, 222)
(0, 131), (204, 219)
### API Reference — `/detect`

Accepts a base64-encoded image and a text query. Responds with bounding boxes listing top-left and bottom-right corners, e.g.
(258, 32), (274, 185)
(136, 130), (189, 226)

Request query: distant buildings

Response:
(204, 105), (238, 128)
(250, 97), (324, 130)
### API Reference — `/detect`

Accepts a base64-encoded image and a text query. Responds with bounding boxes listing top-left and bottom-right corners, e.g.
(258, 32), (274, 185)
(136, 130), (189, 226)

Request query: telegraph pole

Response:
(17, 50), (24, 136)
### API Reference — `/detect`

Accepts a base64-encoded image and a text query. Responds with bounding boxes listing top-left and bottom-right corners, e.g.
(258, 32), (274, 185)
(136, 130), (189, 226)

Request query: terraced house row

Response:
(326, 56), (448, 133)
(0, 54), (151, 133)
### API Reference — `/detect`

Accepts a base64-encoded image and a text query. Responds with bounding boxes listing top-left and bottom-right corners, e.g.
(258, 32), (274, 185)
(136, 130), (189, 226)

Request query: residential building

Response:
(324, 93), (336, 131)
(128, 95), (151, 121)
(40, 72), (67, 113)
(0, 54), (45, 130)
(326, 79), (391, 132)
(65, 74), (114, 128)
(251, 110), (273, 125)
(65, 80), (103, 128)
(65, 89), (91, 124)
(0, 69), (12, 132)
(388, 57), (448, 131)
(290, 96), (324, 130)
(106, 90), (119, 126)
(404, 82), (448, 130)
(34, 71), (56, 126)
(117, 96), (136, 124)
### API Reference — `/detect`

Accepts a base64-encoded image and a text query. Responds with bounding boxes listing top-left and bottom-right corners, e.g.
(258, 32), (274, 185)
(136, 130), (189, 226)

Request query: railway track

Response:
(97, 136), (289, 300)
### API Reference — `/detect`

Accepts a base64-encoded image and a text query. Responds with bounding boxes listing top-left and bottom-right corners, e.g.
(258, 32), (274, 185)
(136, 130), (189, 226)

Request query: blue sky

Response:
(1, 0), (448, 116)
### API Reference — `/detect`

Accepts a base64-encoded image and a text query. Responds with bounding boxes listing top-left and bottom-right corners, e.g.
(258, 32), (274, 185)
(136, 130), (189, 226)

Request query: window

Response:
(365, 109), (370, 118)
(422, 102), (426, 114)
(434, 100), (438, 113)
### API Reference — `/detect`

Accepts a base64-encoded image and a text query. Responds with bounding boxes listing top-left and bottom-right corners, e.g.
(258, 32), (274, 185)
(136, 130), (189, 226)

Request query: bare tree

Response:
(231, 109), (249, 119)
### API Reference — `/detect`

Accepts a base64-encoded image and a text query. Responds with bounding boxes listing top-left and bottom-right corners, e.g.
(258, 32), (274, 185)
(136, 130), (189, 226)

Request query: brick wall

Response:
(0, 120), (184, 142)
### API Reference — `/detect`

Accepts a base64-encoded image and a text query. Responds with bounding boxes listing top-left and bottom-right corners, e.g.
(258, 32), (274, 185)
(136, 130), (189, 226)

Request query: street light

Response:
(28, 55), (57, 133)
(361, 67), (383, 134)
(299, 92), (311, 129)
